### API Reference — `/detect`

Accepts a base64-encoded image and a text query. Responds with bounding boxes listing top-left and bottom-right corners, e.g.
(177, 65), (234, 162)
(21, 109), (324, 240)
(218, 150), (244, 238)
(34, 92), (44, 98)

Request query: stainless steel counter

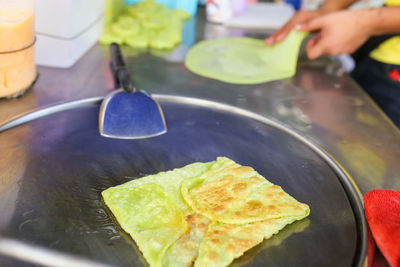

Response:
(1, 10), (399, 193)
(0, 7), (398, 266)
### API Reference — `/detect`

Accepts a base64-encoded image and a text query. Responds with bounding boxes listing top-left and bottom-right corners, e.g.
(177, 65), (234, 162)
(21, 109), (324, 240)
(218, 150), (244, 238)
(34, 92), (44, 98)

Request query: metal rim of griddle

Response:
(0, 95), (367, 267)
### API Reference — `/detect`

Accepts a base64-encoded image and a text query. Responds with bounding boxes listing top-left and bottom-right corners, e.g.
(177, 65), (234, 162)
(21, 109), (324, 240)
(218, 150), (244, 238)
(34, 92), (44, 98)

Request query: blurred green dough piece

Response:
(150, 32), (178, 49)
(99, 29), (124, 45)
(124, 28), (152, 48)
(167, 16), (183, 31)
(142, 16), (165, 30)
(129, 8), (149, 20)
(163, 28), (182, 44)
(173, 9), (190, 20)
(126, 34), (149, 48)
(112, 17), (140, 37)
(103, 0), (186, 50)
(185, 30), (308, 84)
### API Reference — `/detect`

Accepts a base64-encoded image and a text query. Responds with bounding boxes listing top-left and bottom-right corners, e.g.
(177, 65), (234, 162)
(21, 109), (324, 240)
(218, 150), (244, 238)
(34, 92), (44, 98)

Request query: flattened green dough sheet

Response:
(185, 30), (307, 84)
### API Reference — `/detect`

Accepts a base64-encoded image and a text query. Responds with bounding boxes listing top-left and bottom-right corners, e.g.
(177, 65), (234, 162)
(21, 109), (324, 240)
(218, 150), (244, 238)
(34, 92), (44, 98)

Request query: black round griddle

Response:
(0, 96), (366, 267)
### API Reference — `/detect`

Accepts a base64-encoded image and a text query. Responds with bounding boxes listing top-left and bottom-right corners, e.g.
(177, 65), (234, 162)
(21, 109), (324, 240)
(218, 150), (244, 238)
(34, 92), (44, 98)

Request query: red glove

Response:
(364, 189), (400, 267)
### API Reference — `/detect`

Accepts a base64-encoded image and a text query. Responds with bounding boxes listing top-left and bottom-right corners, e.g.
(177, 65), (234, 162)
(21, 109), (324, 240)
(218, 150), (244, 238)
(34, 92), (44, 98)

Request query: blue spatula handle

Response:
(110, 43), (135, 94)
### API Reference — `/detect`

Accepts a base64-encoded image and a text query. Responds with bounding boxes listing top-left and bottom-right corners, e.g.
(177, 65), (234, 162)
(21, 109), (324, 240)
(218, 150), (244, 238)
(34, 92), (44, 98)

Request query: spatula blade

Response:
(99, 90), (167, 139)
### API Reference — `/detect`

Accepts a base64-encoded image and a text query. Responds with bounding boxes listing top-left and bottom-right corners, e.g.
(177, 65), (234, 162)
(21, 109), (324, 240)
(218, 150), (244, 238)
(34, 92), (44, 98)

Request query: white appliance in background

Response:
(35, 0), (105, 68)
(223, 2), (295, 30)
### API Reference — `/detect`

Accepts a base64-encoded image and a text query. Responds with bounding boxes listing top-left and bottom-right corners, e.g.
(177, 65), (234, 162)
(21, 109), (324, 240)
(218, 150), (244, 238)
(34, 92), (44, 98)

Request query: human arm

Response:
(265, 0), (358, 45)
(297, 7), (400, 59)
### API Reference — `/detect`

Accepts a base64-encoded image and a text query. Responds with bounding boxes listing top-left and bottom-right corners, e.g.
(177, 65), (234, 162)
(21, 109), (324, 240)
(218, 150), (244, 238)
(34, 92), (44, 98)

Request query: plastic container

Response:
(232, 0), (248, 15)
(34, 0), (105, 68)
(0, 0), (37, 98)
(206, 0), (234, 23)
(223, 2), (294, 29)
(124, 0), (198, 16)
(176, 0), (198, 16)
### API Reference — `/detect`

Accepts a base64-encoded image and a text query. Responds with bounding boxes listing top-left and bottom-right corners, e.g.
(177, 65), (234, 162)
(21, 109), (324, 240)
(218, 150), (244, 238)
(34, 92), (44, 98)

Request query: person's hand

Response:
(265, 10), (322, 45)
(297, 9), (373, 59)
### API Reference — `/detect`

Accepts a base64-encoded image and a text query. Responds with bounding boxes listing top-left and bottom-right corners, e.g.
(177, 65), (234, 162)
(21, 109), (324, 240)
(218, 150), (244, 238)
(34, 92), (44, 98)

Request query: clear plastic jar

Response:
(0, 0), (37, 98)
(206, 0), (233, 23)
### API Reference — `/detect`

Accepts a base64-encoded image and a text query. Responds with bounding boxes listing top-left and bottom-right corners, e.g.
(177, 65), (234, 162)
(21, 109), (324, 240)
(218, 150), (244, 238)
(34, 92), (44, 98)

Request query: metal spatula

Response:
(99, 43), (167, 139)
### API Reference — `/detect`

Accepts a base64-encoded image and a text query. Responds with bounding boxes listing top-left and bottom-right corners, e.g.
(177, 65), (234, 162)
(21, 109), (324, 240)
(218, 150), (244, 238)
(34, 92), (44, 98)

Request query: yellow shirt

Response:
(369, 0), (400, 65)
